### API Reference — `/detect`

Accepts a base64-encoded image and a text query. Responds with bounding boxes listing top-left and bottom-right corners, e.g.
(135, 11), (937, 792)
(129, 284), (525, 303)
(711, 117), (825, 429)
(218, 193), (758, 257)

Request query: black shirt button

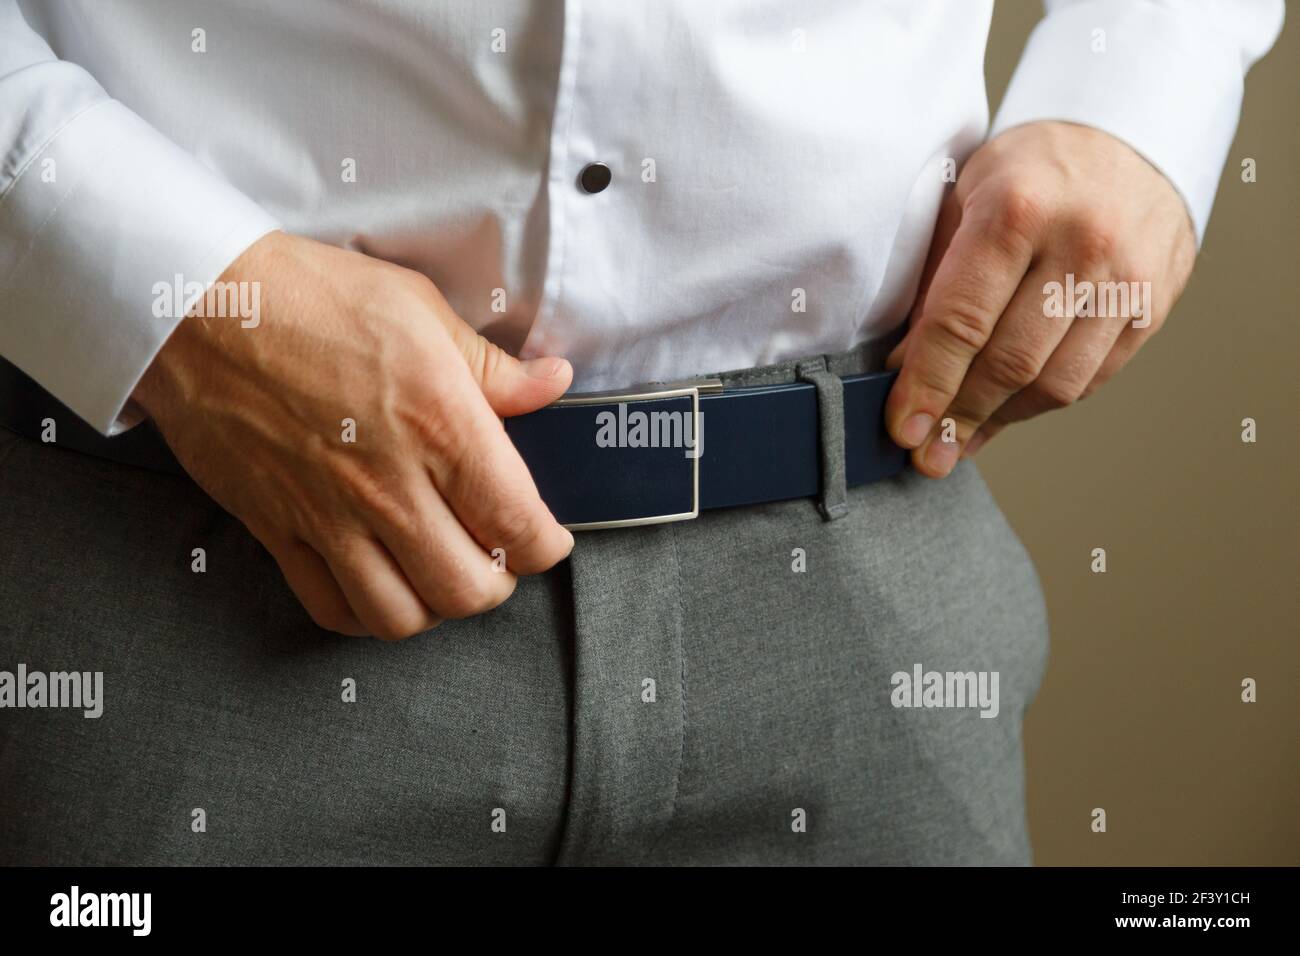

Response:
(579, 162), (612, 194)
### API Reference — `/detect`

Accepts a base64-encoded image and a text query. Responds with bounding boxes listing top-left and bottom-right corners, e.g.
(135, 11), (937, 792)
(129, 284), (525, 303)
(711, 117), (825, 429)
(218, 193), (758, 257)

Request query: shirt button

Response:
(579, 162), (612, 194)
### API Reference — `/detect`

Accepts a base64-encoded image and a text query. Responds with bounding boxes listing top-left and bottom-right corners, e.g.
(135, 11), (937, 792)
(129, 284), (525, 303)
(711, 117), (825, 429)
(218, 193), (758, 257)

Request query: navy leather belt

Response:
(506, 371), (906, 528)
(0, 358), (907, 529)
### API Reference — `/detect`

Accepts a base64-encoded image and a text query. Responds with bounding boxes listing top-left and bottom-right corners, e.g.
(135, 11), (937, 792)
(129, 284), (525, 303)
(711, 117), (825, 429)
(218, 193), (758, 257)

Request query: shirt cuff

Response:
(990, 0), (1248, 246)
(0, 99), (279, 435)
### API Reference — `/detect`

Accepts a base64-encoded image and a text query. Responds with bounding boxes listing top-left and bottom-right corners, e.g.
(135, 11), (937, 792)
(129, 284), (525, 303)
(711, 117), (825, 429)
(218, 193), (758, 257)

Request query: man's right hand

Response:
(131, 231), (575, 640)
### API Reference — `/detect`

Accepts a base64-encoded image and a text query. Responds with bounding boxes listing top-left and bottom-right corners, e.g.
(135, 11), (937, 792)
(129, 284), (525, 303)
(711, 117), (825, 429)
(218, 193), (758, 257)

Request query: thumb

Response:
(442, 314), (573, 417)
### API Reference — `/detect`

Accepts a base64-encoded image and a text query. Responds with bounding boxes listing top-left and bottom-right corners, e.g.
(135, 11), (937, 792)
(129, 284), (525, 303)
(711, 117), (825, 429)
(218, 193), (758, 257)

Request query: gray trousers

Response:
(0, 373), (1047, 865)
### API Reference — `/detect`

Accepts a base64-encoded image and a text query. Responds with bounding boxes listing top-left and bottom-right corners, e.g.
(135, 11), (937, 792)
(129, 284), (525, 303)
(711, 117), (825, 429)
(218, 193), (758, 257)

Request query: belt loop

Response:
(796, 357), (849, 521)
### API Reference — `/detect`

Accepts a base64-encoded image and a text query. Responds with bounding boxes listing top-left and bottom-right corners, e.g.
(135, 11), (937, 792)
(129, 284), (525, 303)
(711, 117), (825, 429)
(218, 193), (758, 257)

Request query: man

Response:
(0, 1), (1281, 864)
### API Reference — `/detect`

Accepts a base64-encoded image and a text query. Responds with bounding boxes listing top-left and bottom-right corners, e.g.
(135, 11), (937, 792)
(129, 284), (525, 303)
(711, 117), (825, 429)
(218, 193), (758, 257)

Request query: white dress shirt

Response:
(0, 0), (1282, 436)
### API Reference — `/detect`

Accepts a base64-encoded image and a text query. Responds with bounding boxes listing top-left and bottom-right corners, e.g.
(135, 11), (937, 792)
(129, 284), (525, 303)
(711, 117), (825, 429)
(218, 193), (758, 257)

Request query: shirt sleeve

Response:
(990, 0), (1284, 245)
(0, 0), (280, 436)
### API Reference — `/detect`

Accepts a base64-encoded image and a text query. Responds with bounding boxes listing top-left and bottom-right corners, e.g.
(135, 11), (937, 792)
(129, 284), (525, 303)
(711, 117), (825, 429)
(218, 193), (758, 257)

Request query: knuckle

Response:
(439, 571), (512, 620)
(411, 404), (464, 467)
(375, 262), (441, 310)
(421, 409), (511, 495)
(909, 358), (963, 405)
(461, 332), (489, 381)
(477, 337), (511, 383)
(335, 461), (410, 530)
(306, 606), (356, 636)
(1067, 214), (1117, 270)
(487, 495), (551, 558)
(935, 301), (994, 354)
(398, 268), (437, 299)
(980, 344), (1043, 392)
(370, 609), (432, 641)
(984, 180), (1046, 247)
(310, 519), (363, 560)
(501, 521), (571, 573)
(1034, 375), (1085, 411)
(460, 332), (511, 387)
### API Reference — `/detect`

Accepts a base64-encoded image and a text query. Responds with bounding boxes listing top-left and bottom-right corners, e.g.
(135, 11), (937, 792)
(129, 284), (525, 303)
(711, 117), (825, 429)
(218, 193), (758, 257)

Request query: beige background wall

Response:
(981, 3), (1298, 865)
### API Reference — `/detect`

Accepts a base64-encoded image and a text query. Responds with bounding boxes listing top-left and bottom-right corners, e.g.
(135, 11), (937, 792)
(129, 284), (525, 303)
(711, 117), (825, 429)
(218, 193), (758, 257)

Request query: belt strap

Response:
(504, 367), (905, 528)
(0, 356), (907, 529)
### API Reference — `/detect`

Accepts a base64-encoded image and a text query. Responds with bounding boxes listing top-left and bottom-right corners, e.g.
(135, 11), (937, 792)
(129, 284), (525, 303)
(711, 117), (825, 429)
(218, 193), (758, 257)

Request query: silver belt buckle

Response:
(554, 378), (722, 531)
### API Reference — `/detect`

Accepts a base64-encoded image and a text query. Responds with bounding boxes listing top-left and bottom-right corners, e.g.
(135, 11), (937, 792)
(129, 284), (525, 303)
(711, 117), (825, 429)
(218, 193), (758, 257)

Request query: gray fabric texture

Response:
(0, 372), (1048, 865)
(795, 357), (848, 521)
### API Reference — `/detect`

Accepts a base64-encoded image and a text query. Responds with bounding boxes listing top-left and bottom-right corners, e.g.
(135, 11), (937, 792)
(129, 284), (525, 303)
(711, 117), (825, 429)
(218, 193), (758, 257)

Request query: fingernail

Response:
(899, 412), (934, 448)
(925, 438), (961, 476)
(522, 357), (565, 379)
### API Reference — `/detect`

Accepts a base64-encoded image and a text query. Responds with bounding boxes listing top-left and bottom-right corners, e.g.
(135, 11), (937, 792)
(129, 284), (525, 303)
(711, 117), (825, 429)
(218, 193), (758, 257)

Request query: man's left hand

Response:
(885, 120), (1197, 474)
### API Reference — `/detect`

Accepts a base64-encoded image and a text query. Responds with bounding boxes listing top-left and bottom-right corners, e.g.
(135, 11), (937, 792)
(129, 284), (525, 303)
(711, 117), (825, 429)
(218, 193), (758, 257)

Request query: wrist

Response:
(131, 325), (187, 420)
(132, 230), (285, 418)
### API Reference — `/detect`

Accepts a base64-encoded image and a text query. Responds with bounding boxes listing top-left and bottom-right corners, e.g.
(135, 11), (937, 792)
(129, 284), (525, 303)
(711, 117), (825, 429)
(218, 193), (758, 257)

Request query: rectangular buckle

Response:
(554, 378), (722, 531)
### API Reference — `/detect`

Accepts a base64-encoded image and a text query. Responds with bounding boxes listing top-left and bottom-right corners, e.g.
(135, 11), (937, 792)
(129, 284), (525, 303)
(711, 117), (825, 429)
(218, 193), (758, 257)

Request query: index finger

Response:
(885, 192), (1038, 453)
(426, 365), (575, 575)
